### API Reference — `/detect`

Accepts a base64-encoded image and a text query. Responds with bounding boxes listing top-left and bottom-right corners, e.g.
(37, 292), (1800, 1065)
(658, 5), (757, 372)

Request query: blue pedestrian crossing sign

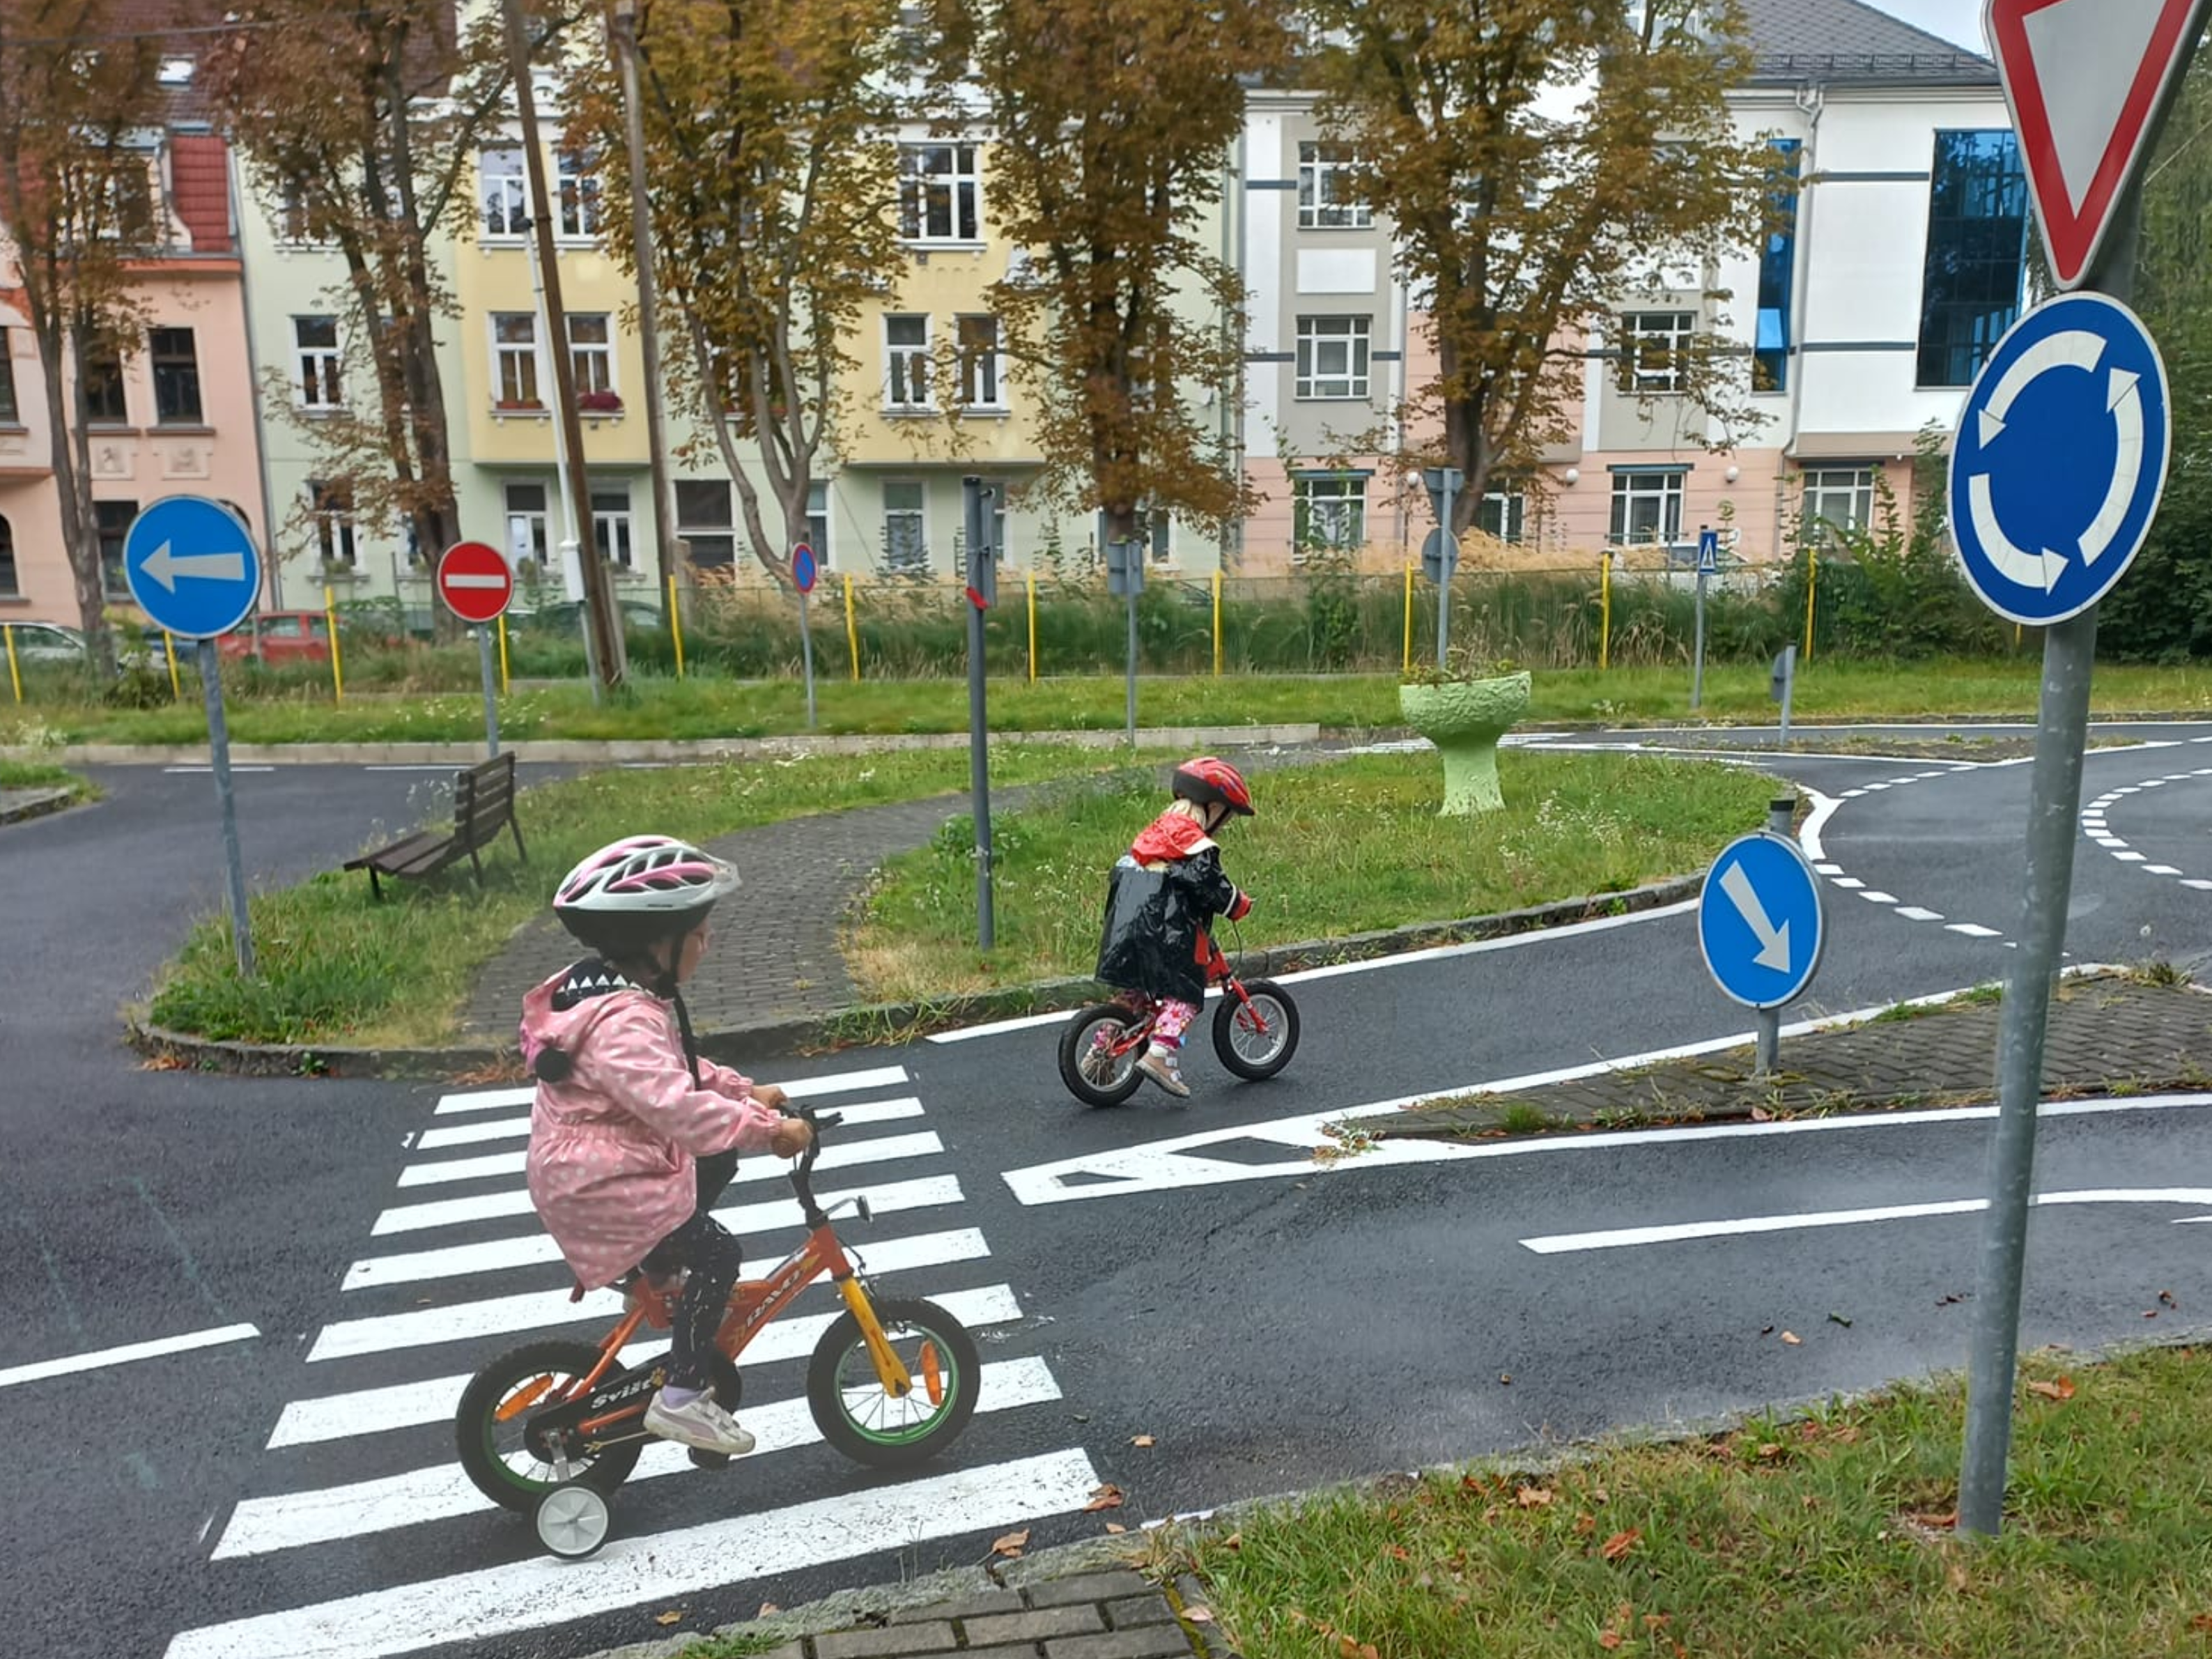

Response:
(1698, 831), (1825, 1010)
(123, 495), (262, 639)
(1696, 528), (1719, 575)
(1947, 291), (2171, 627)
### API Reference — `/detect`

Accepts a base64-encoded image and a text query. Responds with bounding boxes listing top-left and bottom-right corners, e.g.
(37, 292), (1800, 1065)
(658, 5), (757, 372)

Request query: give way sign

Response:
(1985, 0), (2212, 289)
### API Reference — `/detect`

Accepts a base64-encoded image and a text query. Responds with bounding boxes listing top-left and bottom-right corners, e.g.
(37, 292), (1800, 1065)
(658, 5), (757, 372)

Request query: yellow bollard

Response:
(497, 612), (511, 693)
(3, 623), (20, 703)
(324, 585), (345, 703)
(1212, 568), (1223, 677)
(1402, 562), (1414, 677)
(1026, 570), (1038, 684)
(666, 573), (686, 678)
(1802, 553), (1818, 662)
(164, 630), (182, 699)
(1599, 553), (1612, 670)
(844, 573), (861, 681)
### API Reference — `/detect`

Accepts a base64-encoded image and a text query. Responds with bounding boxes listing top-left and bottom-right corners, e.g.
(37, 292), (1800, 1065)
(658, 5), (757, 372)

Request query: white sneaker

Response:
(643, 1389), (757, 1456)
(1136, 1045), (1191, 1098)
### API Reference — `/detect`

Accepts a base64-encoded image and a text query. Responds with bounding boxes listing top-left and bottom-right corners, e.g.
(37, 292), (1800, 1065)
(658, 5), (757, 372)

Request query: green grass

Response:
(145, 746), (1172, 1048)
(15, 658), (2212, 750)
(0, 759), (95, 803)
(849, 752), (1779, 1001)
(1175, 1345), (2212, 1659)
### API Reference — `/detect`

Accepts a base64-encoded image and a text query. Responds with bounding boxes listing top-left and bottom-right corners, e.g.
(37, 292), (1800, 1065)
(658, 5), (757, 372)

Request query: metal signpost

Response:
(1772, 644), (1798, 748)
(792, 542), (820, 729)
(1106, 534), (1145, 747)
(1421, 466), (1462, 663)
(124, 495), (263, 977)
(1696, 802), (1825, 1077)
(1692, 526), (1719, 710)
(1954, 0), (2203, 1540)
(960, 478), (1000, 948)
(435, 540), (516, 758)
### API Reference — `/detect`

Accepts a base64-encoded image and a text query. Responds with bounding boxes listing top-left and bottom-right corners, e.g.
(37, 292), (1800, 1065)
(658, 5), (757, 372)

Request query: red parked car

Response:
(219, 610), (334, 665)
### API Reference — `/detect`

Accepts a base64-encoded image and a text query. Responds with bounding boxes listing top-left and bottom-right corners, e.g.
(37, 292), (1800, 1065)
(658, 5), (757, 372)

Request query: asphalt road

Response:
(10, 734), (2212, 1658)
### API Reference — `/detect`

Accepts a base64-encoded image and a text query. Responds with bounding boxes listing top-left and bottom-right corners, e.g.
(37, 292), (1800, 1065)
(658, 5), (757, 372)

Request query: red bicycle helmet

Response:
(1172, 755), (1255, 817)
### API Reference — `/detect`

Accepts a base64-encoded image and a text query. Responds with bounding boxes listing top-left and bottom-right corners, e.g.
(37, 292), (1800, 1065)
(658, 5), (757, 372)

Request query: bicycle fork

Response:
(837, 1277), (919, 1400)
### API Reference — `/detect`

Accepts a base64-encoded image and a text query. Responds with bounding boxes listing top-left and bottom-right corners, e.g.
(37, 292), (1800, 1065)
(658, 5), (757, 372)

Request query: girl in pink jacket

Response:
(520, 834), (812, 1458)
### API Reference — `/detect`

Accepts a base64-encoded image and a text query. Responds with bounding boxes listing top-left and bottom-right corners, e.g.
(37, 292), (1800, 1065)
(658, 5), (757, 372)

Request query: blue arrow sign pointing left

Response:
(124, 495), (262, 639)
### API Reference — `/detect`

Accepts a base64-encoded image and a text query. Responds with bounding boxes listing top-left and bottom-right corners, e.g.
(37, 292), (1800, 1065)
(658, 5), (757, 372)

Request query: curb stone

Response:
(0, 785), (74, 826)
(121, 875), (1700, 1081)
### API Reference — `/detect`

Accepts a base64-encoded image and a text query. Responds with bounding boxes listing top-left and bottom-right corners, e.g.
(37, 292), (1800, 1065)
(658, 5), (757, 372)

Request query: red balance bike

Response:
(1057, 925), (1300, 1106)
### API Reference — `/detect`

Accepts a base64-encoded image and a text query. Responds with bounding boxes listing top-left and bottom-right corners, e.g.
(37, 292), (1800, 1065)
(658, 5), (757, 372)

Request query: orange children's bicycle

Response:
(453, 1104), (979, 1559)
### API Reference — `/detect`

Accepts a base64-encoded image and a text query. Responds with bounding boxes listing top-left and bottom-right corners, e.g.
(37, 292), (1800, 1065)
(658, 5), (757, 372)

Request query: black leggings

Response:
(640, 1148), (745, 1391)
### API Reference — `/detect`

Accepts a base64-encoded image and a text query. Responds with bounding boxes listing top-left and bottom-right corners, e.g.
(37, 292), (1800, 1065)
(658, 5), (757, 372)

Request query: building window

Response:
(882, 480), (927, 571)
(899, 144), (980, 242)
(97, 499), (137, 594)
(1801, 467), (1874, 539)
(806, 479), (831, 568)
(492, 313), (541, 407)
(1292, 474), (1367, 555)
(1755, 139), (1801, 393)
(150, 328), (203, 425)
(1297, 142), (1371, 230)
(1609, 470), (1685, 545)
(481, 147), (529, 238)
(884, 314), (931, 410)
(83, 346), (127, 424)
(556, 148), (600, 239)
(309, 480), (356, 566)
(1918, 129), (2029, 389)
(277, 180), (314, 242)
(506, 481), (550, 566)
(1295, 316), (1371, 400)
(1618, 311), (1694, 394)
(675, 479), (734, 568)
(0, 331), (17, 423)
(295, 316), (343, 409)
(957, 315), (1003, 409)
(569, 314), (614, 397)
(591, 488), (633, 569)
(0, 514), (15, 596)
(1145, 509), (1172, 565)
(1477, 488), (1526, 545)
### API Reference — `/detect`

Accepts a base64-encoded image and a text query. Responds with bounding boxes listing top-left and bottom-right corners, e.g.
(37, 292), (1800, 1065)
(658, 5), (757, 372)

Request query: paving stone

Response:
(812, 1621), (958, 1659)
(1042, 1626), (1199, 1659)
(1103, 1594), (1182, 1628)
(1026, 1571), (1155, 1608)
(961, 1603), (1106, 1646)
(888, 1590), (1022, 1623)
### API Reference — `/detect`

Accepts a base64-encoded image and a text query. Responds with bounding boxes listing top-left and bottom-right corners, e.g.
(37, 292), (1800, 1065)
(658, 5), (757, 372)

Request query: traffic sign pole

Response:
(435, 543), (517, 762)
(960, 479), (997, 950)
(1436, 470), (1455, 667)
(197, 637), (255, 978)
(478, 628), (501, 759)
(799, 592), (817, 729)
(1753, 794), (1797, 1075)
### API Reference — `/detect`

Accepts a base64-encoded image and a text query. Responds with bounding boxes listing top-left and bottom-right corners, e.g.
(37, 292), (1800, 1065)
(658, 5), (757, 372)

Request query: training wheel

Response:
(536, 1481), (612, 1559)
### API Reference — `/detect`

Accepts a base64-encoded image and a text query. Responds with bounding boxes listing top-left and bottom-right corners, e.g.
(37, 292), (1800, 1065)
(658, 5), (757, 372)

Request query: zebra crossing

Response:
(167, 1063), (1099, 1659)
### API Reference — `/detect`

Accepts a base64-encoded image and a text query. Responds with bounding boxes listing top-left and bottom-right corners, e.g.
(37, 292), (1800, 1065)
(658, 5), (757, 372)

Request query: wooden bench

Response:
(345, 753), (527, 900)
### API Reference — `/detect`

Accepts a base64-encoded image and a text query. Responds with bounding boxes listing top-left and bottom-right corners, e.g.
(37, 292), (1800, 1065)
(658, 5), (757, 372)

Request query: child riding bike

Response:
(518, 835), (813, 1459)
(1091, 757), (1257, 1098)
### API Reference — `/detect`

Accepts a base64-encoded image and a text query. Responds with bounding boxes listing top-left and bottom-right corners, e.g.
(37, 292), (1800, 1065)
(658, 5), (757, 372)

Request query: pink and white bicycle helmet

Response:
(552, 834), (738, 954)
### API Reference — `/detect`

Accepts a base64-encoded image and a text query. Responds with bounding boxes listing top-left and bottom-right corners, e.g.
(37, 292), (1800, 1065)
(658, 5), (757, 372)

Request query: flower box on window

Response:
(577, 389), (624, 413)
(495, 398), (545, 412)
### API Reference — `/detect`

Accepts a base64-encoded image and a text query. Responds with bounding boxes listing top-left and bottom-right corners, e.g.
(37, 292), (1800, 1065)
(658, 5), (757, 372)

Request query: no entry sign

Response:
(436, 541), (516, 624)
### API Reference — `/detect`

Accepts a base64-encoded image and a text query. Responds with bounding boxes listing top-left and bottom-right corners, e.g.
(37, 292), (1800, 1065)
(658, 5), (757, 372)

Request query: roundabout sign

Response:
(1947, 290), (2171, 627)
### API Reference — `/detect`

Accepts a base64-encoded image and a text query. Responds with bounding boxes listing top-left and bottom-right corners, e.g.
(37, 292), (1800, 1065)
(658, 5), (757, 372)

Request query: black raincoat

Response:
(1093, 828), (1246, 1005)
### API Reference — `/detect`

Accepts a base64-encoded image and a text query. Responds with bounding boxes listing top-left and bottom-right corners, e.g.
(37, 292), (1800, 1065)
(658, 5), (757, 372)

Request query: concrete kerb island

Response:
(0, 785), (75, 826)
(123, 874), (1701, 1079)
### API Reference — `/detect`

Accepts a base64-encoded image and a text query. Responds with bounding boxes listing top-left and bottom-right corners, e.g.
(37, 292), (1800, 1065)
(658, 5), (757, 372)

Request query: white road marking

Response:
(412, 1095), (925, 1154)
(0, 1322), (259, 1391)
(429, 1063), (911, 1116)
(1896, 906), (1945, 922)
(1948, 923), (2004, 938)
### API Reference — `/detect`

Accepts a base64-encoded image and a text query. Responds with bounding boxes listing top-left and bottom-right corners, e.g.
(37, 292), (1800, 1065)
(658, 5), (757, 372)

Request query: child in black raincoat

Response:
(1091, 757), (1257, 1097)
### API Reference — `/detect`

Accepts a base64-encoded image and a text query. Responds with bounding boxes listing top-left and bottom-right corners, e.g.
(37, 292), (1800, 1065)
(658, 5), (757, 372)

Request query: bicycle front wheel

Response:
(807, 1296), (980, 1468)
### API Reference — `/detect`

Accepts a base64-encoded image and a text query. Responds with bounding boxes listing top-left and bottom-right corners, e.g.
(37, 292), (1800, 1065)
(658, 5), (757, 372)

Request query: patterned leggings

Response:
(1095, 992), (1200, 1050)
(639, 1148), (744, 1391)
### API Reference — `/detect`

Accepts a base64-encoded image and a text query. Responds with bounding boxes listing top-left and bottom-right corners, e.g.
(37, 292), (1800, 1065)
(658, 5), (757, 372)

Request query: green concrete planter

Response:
(1398, 672), (1533, 814)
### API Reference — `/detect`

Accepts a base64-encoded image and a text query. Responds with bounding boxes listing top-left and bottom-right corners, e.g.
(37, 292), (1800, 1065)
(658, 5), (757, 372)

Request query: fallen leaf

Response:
(1828, 1311), (1853, 1328)
(1517, 1485), (1554, 1508)
(2145, 1309), (2161, 1319)
(1599, 1633), (1625, 1651)
(2190, 1613), (2212, 1633)
(1388, 1544), (1411, 1561)
(1947, 1560), (1970, 1592)
(1084, 1483), (1125, 1512)
(991, 1529), (1030, 1557)
(1938, 1293), (1967, 1306)
(653, 1611), (684, 1627)
(1600, 1529), (1641, 1561)
(1591, 1487), (1609, 1504)
(1575, 1512), (1598, 1536)
(2160, 1290), (2179, 1309)
(1105, 1522), (1127, 1534)
(1760, 1324), (1775, 1336)
(1499, 1372), (1513, 1385)
(1781, 1331), (1802, 1345)
(1184, 1605), (1214, 1624)
(1131, 1433), (1157, 1448)
(1749, 1105), (1774, 1122)
(757, 1603), (780, 1618)
(1758, 1443), (1784, 1460)
(1224, 1532), (1242, 1551)
(2027, 1376), (2076, 1402)
(1643, 1614), (1673, 1630)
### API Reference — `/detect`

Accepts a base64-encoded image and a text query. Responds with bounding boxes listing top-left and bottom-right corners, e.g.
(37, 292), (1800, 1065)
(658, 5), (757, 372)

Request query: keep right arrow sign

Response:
(1986, 0), (2212, 290)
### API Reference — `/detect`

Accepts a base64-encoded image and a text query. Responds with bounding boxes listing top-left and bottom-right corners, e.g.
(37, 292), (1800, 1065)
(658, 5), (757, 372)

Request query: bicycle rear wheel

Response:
(455, 1340), (644, 1513)
(1058, 1003), (1147, 1106)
